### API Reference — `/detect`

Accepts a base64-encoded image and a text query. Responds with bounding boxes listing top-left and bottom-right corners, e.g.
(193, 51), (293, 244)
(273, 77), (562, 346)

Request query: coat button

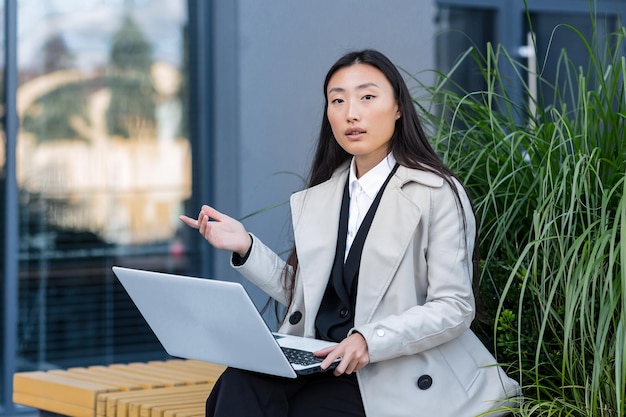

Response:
(376, 329), (385, 337)
(417, 375), (432, 390)
(339, 308), (349, 318)
(288, 311), (302, 325)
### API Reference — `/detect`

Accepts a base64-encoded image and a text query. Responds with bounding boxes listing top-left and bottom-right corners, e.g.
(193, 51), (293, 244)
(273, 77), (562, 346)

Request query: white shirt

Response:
(345, 153), (397, 260)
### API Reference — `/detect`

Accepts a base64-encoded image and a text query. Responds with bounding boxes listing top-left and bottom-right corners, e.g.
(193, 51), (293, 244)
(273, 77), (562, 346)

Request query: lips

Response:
(345, 127), (366, 138)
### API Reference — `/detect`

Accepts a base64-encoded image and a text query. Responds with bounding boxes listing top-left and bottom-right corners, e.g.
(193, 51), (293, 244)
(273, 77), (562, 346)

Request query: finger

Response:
(320, 350), (342, 370)
(345, 358), (362, 375)
(313, 346), (334, 357)
(179, 215), (199, 229)
(334, 356), (358, 376)
(200, 205), (228, 222)
(333, 361), (347, 376)
(346, 353), (369, 374)
(199, 214), (211, 236)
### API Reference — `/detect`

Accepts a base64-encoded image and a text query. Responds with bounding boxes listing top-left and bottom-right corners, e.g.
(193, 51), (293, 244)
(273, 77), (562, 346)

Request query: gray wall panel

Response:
(213, 1), (436, 325)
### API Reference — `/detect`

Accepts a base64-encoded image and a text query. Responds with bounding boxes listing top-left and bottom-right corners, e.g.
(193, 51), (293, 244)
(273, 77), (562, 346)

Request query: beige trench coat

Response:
(233, 164), (520, 417)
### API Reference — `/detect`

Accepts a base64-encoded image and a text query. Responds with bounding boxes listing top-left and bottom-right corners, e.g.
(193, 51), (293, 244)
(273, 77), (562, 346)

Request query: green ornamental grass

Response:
(419, 13), (626, 417)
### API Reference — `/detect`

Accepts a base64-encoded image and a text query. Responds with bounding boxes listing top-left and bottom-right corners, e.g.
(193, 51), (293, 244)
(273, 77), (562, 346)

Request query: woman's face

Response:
(326, 63), (399, 177)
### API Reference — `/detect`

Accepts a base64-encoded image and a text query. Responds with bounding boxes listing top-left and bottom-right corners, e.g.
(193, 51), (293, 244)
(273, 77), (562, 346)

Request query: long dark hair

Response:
(280, 49), (482, 320)
(308, 49), (456, 187)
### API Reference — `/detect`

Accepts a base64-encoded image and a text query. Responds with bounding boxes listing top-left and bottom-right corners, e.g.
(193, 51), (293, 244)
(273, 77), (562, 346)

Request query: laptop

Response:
(112, 266), (340, 378)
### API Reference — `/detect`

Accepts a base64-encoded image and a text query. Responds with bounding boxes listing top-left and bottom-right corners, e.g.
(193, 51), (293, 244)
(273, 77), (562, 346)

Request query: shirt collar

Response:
(348, 153), (397, 199)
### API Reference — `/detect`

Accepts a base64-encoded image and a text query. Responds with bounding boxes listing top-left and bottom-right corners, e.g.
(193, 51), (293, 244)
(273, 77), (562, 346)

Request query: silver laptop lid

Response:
(112, 266), (299, 378)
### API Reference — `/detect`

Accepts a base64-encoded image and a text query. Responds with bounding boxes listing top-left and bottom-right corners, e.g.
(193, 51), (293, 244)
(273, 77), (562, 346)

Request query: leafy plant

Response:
(420, 14), (625, 417)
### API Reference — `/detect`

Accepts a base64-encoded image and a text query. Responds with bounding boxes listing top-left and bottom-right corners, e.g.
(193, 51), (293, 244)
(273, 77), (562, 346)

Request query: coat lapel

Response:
(290, 164), (443, 329)
(354, 166), (442, 324)
(290, 166), (349, 320)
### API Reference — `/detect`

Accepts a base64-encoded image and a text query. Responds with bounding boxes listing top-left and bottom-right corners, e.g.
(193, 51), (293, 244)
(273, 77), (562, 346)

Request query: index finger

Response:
(313, 346), (335, 357)
(316, 347), (342, 371)
(179, 214), (200, 229)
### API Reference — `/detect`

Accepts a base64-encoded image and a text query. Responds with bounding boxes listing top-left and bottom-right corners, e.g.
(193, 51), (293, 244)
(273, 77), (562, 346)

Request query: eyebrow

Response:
(327, 82), (381, 94)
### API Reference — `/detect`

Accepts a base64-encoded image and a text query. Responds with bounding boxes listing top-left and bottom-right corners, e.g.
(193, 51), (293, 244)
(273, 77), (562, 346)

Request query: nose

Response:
(346, 100), (360, 122)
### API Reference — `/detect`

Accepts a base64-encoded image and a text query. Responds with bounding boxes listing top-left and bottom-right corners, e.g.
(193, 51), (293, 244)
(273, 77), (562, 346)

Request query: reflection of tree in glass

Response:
(22, 82), (91, 143)
(20, 34), (89, 143)
(44, 34), (75, 73)
(16, 12), (189, 245)
(107, 15), (157, 139)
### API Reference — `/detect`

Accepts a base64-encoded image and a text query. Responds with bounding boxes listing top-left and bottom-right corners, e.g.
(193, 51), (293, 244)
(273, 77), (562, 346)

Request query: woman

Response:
(180, 49), (520, 417)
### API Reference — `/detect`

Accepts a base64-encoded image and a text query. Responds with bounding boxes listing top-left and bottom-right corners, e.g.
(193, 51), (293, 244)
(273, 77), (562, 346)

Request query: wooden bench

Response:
(13, 360), (226, 417)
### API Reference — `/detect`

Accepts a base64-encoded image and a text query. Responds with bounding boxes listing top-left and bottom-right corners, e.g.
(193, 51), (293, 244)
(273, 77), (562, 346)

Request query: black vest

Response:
(315, 164), (399, 342)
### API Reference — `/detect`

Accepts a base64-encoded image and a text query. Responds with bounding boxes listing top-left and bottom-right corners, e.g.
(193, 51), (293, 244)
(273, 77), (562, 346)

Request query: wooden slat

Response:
(100, 383), (212, 417)
(147, 361), (225, 380)
(115, 363), (209, 385)
(86, 366), (174, 388)
(164, 407), (205, 417)
(141, 364), (214, 383)
(13, 371), (118, 409)
(160, 405), (205, 417)
(135, 391), (208, 417)
(49, 369), (143, 391)
(13, 360), (225, 417)
(13, 392), (94, 417)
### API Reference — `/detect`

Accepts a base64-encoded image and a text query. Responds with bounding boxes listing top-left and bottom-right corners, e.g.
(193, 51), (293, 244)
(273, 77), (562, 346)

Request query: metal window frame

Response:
(435, 0), (626, 124)
(436, 0), (626, 52)
(187, 0), (214, 280)
(2, 0), (18, 413)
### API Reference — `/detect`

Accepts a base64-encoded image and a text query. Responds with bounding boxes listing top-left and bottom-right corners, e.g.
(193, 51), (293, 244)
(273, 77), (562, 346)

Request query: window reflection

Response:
(16, 1), (190, 370)
(527, 11), (616, 115)
(18, 10), (189, 246)
(435, 7), (495, 95)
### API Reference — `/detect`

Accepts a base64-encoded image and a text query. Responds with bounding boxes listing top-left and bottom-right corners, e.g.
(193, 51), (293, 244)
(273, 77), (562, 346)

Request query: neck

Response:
(354, 152), (388, 178)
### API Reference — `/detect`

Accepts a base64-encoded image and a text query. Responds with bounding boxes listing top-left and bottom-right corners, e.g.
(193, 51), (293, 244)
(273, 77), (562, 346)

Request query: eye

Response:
(330, 98), (344, 104)
(362, 94), (375, 100)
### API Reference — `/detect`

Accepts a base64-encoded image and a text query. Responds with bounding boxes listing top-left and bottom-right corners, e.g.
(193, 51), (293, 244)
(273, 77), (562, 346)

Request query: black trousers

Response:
(205, 367), (366, 417)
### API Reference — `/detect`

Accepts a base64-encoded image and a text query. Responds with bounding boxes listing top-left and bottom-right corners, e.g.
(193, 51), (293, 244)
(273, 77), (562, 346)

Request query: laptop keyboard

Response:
(281, 347), (324, 366)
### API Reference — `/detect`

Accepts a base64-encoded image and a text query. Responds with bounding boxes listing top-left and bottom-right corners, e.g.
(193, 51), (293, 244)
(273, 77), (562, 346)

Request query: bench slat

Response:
(87, 366), (173, 389)
(146, 361), (224, 380)
(163, 407), (205, 417)
(50, 369), (143, 391)
(14, 391), (99, 417)
(112, 364), (210, 385)
(99, 382), (212, 417)
(153, 404), (204, 417)
(13, 360), (225, 417)
(135, 392), (208, 417)
(14, 371), (118, 408)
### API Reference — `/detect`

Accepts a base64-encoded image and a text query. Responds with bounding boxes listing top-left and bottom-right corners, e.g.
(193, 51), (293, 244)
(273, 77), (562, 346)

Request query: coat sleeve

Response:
(353, 179), (477, 363)
(230, 233), (291, 306)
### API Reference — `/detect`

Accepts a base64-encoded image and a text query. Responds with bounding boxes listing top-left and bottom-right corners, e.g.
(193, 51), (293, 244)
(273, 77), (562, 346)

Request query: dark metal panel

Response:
(437, 0), (626, 14)
(3, 0), (19, 413)
(437, 0), (501, 7)
(187, 0), (214, 279)
(521, 0), (626, 14)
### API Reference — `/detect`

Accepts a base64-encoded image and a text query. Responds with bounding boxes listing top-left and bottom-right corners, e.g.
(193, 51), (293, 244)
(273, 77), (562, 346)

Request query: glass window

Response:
(16, 0), (191, 371)
(435, 7), (496, 95)
(526, 11), (617, 113)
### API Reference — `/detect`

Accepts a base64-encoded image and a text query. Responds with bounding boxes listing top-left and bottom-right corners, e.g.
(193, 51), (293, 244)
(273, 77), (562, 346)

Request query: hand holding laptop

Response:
(315, 331), (370, 375)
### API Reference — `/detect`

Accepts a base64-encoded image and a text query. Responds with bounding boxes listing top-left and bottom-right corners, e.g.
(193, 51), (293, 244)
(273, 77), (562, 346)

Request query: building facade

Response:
(1, 0), (623, 415)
